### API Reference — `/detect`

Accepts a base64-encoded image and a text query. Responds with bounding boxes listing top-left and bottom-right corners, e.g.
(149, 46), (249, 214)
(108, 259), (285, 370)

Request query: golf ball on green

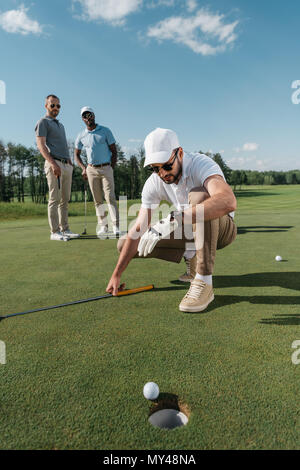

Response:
(143, 382), (159, 400)
(275, 255), (282, 261)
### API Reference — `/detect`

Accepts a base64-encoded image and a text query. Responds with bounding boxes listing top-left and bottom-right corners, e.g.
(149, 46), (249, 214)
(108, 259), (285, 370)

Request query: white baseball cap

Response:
(144, 128), (180, 167)
(81, 106), (94, 116)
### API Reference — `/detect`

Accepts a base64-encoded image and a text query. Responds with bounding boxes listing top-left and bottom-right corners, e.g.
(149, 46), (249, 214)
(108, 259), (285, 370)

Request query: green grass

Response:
(0, 186), (299, 449)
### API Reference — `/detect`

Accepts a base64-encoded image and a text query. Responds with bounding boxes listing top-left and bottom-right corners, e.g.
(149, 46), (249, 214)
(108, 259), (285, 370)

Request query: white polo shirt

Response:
(141, 151), (233, 215)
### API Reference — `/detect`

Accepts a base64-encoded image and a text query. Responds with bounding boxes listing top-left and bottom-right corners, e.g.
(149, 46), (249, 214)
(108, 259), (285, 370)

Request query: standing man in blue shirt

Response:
(75, 107), (120, 236)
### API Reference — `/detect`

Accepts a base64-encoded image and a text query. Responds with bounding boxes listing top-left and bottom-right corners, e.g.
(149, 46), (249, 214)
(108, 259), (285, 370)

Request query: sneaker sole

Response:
(179, 294), (214, 313)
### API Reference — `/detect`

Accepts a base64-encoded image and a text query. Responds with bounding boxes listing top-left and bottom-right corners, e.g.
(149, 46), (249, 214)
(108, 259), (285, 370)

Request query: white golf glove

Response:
(138, 212), (182, 257)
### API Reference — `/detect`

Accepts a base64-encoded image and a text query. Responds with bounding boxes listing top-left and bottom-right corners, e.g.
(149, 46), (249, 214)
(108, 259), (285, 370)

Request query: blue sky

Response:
(0, 0), (299, 171)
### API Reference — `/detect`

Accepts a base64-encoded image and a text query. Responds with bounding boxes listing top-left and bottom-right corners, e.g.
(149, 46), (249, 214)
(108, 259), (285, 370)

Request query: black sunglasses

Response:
(50, 104), (61, 109)
(150, 149), (179, 174)
(82, 112), (94, 119)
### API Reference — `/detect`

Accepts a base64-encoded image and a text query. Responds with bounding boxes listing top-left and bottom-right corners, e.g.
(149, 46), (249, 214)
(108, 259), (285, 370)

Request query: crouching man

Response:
(106, 128), (237, 313)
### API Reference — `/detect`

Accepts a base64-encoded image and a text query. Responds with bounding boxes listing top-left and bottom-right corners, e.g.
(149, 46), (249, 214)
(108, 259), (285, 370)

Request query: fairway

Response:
(0, 186), (299, 450)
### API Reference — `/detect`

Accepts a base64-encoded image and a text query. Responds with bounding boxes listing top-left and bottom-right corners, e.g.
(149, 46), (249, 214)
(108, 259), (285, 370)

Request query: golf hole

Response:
(148, 393), (190, 430)
(149, 409), (188, 430)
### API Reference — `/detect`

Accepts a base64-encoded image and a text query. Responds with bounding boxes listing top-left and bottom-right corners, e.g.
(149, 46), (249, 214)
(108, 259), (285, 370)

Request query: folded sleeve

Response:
(105, 128), (116, 146)
(192, 154), (225, 186)
(35, 119), (47, 137)
(75, 132), (83, 150)
(141, 175), (161, 209)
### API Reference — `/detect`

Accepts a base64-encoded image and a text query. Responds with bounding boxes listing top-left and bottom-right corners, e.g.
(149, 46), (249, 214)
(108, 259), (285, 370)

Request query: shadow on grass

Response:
(237, 225), (293, 235)
(171, 272), (300, 291)
(169, 274), (300, 324)
(213, 272), (300, 291)
(148, 393), (191, 420)
(180, 294), (300, 318)
(149, 393), (180, 416)
(157, 284), (188, 292)
(259, 314), (300, 326)
(234, 190), (278, 198)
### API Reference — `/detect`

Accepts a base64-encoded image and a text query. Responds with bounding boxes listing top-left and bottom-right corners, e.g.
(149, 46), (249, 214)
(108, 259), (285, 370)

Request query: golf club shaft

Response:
(1, 285), (154, 320)
(84, 188), (87, 230)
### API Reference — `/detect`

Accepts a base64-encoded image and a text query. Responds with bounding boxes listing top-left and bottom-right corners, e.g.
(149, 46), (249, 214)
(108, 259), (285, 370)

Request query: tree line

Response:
(0, 140), (299, 203)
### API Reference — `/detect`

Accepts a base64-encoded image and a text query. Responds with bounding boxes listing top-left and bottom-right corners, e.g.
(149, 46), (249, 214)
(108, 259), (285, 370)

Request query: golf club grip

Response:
(116, 285), (154, 297)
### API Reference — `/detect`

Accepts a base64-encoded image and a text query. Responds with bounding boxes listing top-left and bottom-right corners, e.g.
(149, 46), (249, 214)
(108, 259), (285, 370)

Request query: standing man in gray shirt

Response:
(35, 94), (79, 240)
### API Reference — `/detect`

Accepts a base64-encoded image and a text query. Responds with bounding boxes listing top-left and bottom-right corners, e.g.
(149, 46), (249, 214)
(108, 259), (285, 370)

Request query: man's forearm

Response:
(185, 194), (236, 223)
(37, 143), (55, 165)
(113, 236), (139, 276)
(111, 149), (117, 167)
(75, 155), (86, 171)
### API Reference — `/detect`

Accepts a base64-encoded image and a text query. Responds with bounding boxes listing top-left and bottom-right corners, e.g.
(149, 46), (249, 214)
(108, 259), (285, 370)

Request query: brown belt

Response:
(88, 163), (110, 168)
(52, 156), (71, 164)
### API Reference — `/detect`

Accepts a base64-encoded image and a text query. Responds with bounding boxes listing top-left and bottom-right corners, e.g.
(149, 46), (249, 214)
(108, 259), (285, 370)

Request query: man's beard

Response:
(50, 110), (59, 118)
(160, 166), (182, 184)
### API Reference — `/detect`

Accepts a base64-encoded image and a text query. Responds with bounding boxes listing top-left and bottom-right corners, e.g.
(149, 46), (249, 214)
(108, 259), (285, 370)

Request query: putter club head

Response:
(82, 229), (87, 235)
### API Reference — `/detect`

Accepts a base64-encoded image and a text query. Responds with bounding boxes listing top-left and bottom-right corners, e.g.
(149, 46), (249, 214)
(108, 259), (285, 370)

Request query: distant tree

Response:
(137, 146), (148, 192)
(13, 145), (31, 202)
(286, 171), (298, 184)
(0, 140), (8, 201)
(114, 143), (128, 198)
(230, 170), (242, 191)
(128, 155), (140, 199)
(263, 173), (275, 185)
(212, 153), (232, 181)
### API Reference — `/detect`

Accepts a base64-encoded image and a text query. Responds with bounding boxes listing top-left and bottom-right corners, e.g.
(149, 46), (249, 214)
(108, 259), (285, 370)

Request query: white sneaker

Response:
(97, 225), (108, 238)
(50, 231), (64, 241)
(179, 279), (214, 313)
(112, 225), (121, 236)
(63, 229), (80, 239)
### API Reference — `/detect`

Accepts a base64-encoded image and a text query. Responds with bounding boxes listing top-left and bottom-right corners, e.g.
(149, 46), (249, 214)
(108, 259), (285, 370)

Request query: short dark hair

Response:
(46, 94), (59, 101)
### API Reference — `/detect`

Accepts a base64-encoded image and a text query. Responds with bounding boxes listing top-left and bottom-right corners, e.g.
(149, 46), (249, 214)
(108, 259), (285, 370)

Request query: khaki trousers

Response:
(45, 159), (73, 233)
(86, 165), (119, 227)
(117, 187), (237, 275)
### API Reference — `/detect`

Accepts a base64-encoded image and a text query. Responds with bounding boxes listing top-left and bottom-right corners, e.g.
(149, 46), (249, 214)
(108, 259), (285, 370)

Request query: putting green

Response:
(0, 186), (299, 449)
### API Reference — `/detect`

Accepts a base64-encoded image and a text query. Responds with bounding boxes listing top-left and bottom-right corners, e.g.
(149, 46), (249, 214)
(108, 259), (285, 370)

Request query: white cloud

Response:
(128, 138), (142, 143)
(0, 4), (43, 35)
(147, 8), (239, 55)
(243, 142), (258, 151)
(73, 0), (142, 25)
(122, 145), (139, 156)
(147, 0), (175, 8)
(186, 0), (197, 12)
(234, 142), (259, 153)
(227, 156), (275, 171)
